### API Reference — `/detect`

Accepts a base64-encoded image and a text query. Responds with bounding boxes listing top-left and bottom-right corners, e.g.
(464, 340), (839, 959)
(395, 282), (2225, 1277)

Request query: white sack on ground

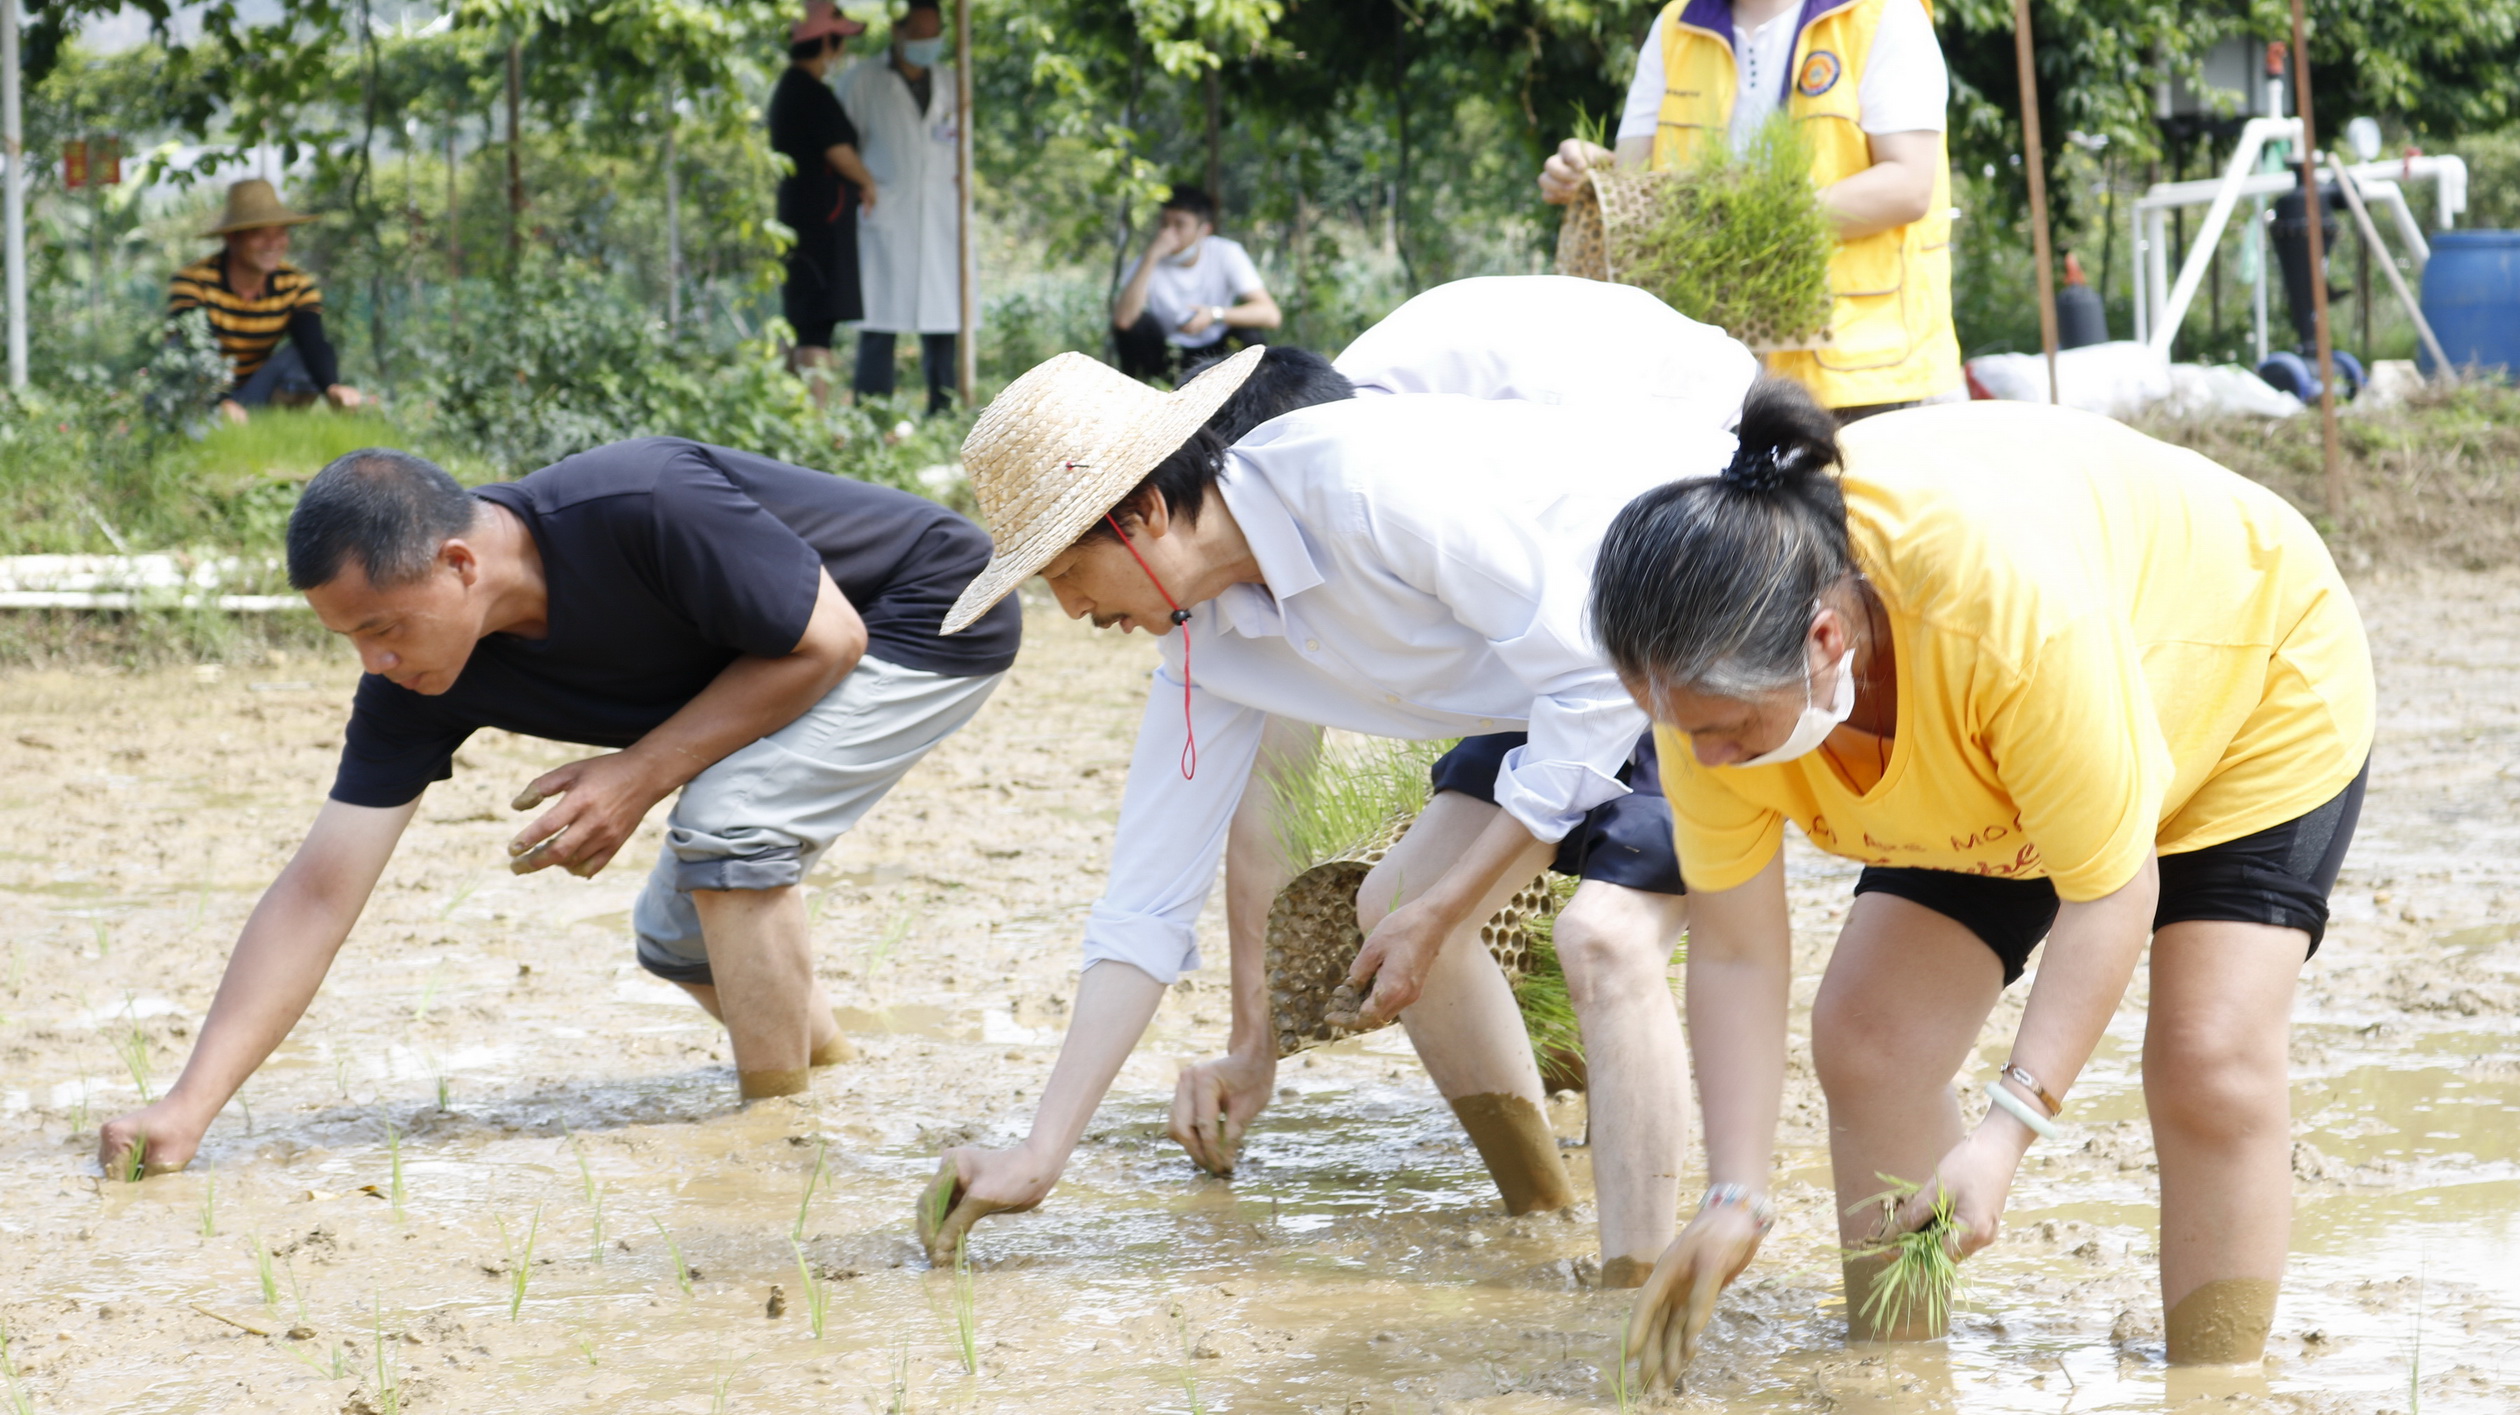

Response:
(1966, 341), (2173, 418)
(2162, 363), (2306, 419)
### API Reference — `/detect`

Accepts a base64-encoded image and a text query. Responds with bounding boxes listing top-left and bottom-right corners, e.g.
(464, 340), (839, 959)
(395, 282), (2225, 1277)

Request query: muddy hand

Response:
(507, 825), (569, 876)
(1167, 1052), (1273, 1176)
(1626, 1205), (1767, 1390)
(96, 1097), (209, 1179)
(917, 1146), (1052, 1267)
(1340, 896), (1449, 1027)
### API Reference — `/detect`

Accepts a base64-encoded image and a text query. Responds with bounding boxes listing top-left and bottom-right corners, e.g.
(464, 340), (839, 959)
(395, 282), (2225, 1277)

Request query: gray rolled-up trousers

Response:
(632, 653), (1002, 984)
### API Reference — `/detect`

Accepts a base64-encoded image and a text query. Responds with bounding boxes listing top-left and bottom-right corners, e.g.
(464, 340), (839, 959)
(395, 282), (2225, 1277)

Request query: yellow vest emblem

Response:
(1795, 50), (1842, 98)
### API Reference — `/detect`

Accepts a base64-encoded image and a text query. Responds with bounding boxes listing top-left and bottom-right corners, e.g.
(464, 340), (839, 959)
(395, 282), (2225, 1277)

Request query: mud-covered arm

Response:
(98, 797), (420, 1176)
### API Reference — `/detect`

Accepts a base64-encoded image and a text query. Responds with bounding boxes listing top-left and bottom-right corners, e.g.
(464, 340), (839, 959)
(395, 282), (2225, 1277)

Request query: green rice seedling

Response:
(1613, 113), (1835, 349)
(867, 913), (910, 972)
(371, 1294), (399, 1415)
(386, 1121), (406, 1221)
(411, 963), (444, 1023)
(89, 920), (110, 959)
(789, 1241), (829, 1340)
(199, 1162), (217, 1237)
(235, 1090), (254, 1135)
(1266, 736), (1450, 873)
(333, 1050), (351, 1100)
(792, 1139), (826, 1242)
(951, 1245), (979, 1374)
(1610, 1324), (1633, 1412)
(437, 870), (484, 921)
(114, 1000), (155, 1103)
(283, 1254), (309, 1325)
(886, 1340), (910, 1413)
(1174, 1310), (1206, 1414)
(712, 1366), (742, 1414)
(67, 1072), (92, 1137)
(1842, 1174), (1963, 1338)
(570, 1134), (604, 1261)
(650, 1219), (693, 1296)
(575, 1335), (599, 1367)
(248, 1234), (280, 1307)
(1, 1316), (34, 1415)
(496, 1206), (543, 1321)
(115, 1129), (147, 1183)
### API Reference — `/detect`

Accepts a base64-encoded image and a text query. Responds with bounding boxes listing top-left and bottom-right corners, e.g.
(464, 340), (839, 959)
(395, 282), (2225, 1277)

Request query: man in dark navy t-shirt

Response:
(98, 438), (1019, 1177)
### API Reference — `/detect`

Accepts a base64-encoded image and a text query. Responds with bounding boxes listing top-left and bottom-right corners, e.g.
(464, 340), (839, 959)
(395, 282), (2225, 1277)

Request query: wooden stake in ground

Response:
(954, 0), (976, 406)
(2284, 9), (2345, 520)
(3, 0), (26, 388)
(506, 37), (524, 265)
(2011, 0), (2059, 402)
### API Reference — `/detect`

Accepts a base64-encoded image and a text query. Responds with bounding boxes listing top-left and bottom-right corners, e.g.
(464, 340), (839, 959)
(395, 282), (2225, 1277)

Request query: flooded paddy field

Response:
(1, 575), (2514, 1414)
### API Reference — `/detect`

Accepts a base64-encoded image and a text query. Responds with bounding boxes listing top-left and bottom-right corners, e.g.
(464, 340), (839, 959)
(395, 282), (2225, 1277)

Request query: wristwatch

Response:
(1209, 305), (1229, 324)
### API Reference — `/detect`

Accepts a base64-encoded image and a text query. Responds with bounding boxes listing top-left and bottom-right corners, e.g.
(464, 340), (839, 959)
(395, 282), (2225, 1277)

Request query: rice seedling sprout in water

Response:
(284, 1252), (310, 1324)
(789, 1241), (829, 1340)
(114, 999), (154, 1102)
(0, 1316), (35, 1415)
(867, 913), (909, 972)
(115, 1129), (147, 1183)
(371, 1294), (399, 1415)
(792, 1139), (826, 1242)
(952, 1244), (979, 1373)
(571, 1134), (604, 1260)
(248, 1235), (280, 1307)
(1842, 1174), (1963, 1337)
(411, 962), (443, 1023)
(198, 1162), (217, 1236)
(1174, 1310), (1206, 1414)
(651, 1218), (693, 1296)
(575, 1335), (599, 1366)
(497, 1205), (543, 1321)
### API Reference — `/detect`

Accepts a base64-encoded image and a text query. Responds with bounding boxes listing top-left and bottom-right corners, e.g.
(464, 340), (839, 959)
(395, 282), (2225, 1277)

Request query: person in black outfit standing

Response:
(769, 2), (879, 405)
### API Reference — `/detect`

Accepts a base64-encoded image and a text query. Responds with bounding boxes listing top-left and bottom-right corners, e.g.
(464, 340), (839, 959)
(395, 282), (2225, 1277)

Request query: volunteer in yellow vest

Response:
(1539, 0), (1961, 418)
(1588, 387), (2373, 1384)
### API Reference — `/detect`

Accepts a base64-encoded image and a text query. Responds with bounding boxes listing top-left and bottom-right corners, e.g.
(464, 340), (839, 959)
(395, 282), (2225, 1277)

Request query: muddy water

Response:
(2, 574), (2516, 1413)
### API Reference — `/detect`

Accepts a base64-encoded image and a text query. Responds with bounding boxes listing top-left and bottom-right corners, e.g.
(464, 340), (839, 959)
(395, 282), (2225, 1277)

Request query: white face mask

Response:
(898, 35), (944, 67)
(1734, 645), (1855, 768)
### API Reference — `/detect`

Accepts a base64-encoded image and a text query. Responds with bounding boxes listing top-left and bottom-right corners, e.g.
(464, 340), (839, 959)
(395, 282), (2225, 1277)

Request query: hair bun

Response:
(1720, 376), (1841, 495)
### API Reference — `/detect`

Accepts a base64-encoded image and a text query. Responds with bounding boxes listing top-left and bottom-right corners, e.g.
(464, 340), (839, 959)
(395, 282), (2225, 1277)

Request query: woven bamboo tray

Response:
(1555, 167), (1833, 355)
(1263, 811), (1557, 1059)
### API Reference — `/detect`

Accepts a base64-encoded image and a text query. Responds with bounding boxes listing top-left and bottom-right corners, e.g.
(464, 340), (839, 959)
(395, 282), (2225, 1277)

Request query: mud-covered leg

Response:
(2148, 919), (2303, 1364)
(1358, 792), (1570, 1215)
(1809, 894), (2003, 1341)
(692, 884), (819, 1099)
(1555, 881), (1691, 1285)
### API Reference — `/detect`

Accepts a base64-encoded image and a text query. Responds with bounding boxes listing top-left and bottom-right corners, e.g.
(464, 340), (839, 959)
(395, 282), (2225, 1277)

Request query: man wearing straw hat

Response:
(917, 316), (1743, 1272)
(168, 179), (366, 425)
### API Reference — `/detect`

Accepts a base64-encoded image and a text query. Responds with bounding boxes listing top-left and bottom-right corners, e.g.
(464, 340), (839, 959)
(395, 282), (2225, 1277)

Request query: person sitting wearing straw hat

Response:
(915, 304), (1746, 1271)
(168, 179), (366, 426)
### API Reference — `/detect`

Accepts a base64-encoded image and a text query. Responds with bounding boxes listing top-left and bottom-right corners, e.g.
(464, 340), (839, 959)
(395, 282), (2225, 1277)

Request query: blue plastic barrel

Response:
(2419, 231), (2520, 379)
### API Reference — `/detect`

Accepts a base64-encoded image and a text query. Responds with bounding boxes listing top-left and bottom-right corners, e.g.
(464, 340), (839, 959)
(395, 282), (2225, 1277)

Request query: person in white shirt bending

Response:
(1110, 185), (1282, 383)
(918, 278), (1758, 1287)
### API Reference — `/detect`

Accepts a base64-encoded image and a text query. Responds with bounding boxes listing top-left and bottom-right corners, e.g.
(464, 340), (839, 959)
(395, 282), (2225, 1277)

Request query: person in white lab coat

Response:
(836, 0), (964, 415)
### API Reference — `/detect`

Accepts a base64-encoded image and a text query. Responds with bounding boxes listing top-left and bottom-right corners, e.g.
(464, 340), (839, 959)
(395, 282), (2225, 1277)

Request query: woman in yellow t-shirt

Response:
(1593, 380), (2373, 1383)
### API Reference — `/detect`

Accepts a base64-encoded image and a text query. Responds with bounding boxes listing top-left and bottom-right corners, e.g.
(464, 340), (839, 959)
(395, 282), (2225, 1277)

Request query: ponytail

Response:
(1591, 376), (1852, 698)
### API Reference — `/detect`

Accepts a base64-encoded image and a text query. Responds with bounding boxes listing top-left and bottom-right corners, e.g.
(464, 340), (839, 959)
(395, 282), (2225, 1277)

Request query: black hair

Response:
(1188, 344), (1354, 443)
(1159, 184), (1217, 226)
(1589, 375), (1850, 697)
(1084, 347), (1355, 546)
(286, 448), (479, 590)
(789, 34), (837, 61)
(903, 0), (941, 13)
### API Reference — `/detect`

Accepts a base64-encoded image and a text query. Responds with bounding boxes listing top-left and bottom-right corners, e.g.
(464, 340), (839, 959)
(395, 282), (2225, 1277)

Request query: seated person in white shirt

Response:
(919, 279), (1758, 1280)
(1110, 184), (1282, 384)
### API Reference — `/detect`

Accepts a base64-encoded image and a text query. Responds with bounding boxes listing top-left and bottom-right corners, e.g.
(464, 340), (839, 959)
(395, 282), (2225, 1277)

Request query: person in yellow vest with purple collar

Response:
(1540, 0), (1961, 422)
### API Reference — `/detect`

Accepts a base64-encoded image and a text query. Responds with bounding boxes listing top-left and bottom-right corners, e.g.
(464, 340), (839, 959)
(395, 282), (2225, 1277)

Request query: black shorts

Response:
(1853, 760), (2368, 985)
(1430, 732), (1684, 896)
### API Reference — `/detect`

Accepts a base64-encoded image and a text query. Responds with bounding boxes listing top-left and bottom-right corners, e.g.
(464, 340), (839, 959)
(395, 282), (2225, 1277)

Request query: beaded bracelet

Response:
(1699, 1183), (1777, 1233)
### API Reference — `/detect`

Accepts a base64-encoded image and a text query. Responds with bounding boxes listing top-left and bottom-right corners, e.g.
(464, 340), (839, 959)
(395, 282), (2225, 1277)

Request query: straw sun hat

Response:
(940, 345), (1266, 635)
(202, 179), (318, 237)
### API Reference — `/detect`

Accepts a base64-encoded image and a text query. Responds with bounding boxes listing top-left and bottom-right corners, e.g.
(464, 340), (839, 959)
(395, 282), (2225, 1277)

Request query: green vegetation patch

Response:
(1605, 116), (1835, 349)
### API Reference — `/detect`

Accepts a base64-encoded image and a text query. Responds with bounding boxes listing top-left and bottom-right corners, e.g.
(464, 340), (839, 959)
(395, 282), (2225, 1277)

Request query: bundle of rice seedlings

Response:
(1841, 1174), (1963, 1337)
(1559, 111), (1835, 352)
(1512, 879), (1688, 1094)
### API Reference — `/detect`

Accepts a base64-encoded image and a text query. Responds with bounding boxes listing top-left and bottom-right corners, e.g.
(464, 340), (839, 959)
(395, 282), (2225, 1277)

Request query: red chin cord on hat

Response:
(1103, 511), (1196, 779)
